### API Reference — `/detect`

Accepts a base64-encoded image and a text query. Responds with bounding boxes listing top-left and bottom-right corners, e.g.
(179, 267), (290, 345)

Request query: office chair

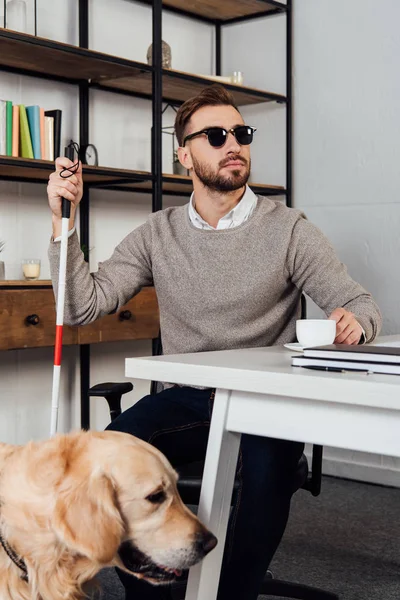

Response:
(89, 296), (339, 599)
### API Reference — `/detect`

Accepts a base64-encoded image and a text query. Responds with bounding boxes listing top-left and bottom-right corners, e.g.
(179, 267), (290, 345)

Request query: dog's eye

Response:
(146, 490), (166, 504)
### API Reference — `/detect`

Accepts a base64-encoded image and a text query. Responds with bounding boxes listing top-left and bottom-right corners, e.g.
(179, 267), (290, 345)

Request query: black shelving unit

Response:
(0, 0), (291, 428)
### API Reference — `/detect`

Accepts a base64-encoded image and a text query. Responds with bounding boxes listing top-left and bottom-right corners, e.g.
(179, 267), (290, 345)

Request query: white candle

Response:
(22, 261), (40, 280)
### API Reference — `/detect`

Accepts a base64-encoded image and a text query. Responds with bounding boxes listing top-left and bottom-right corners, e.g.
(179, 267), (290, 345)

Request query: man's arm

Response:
(48, 225), (154, 326)
(287, 216), (382, 343)
(47, 157), (154, 326)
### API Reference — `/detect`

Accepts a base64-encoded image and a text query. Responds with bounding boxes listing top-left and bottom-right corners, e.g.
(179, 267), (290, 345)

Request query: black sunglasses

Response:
(183, 125), (256, 148)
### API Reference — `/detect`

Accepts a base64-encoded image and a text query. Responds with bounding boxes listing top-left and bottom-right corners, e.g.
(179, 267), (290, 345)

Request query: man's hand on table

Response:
(328, 308), (364, 345)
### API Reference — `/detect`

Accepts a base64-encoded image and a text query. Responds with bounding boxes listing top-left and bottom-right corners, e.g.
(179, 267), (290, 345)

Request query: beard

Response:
(191, 154), (251, 192)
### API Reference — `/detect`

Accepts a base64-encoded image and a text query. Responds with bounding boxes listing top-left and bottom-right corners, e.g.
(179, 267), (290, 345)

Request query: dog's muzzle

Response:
(118, 531), (217, 585)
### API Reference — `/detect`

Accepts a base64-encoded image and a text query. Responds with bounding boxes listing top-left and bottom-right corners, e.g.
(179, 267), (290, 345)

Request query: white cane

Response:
(50, 145), (75, 436)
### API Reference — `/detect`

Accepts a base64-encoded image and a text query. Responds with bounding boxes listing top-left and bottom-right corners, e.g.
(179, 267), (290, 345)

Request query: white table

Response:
(126, 334), (400, 600)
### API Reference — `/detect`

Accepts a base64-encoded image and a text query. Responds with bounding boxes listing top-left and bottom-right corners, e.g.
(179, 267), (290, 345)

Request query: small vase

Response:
(6, 0), (27, 33)
(146, 40), (172, 69)
(0, 261), (5, 280)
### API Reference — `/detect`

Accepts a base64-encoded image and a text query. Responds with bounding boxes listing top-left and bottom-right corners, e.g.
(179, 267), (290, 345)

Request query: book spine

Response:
(12, 105), (20, 157)
(26, 105), (41, 159)
(6, 101), (13, 156)
(45, 109), (62, 159)
(19, 105), (34, 159)
(44, 116), (54, 162)
(40, 107), (45, 160)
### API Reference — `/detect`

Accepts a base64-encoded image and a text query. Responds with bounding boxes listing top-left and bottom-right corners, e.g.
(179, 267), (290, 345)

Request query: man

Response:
(47, 85), (381, 600)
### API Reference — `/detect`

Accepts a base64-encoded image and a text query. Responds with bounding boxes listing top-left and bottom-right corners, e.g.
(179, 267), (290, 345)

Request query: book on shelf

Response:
(39, 108), (45, 159)
(12, 105), (19, 157)
(44, 109), (62, 159)
(19, 105), (34, 159)
(26, 105), (41, 159)
(291, 355), (400, 375)
(303, 344), (400, 364)
(44, 116), (54, 161)
(6, 101), (12, 156)
(0, 100), (13, 156)
(0, 100), (61, 161)
(1, 100), (19, 157)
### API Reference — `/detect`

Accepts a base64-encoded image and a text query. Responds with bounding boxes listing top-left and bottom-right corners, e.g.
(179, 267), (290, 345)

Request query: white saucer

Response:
(284, 342), (304, 352)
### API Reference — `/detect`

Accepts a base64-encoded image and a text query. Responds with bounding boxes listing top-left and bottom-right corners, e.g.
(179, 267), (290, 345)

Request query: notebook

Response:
(303, 344), (400, 365)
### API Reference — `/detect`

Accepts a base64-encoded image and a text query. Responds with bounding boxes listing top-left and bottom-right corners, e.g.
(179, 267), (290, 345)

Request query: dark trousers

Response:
(106, 385), (304, 600)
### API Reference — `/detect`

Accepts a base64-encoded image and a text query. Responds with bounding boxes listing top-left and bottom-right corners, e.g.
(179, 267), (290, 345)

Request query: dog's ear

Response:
(53, 471), (124, 564)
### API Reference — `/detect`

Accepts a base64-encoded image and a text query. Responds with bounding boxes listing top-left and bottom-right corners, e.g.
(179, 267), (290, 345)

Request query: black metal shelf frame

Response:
(79, 0), (90, 430)
(0, 0), (292, 428)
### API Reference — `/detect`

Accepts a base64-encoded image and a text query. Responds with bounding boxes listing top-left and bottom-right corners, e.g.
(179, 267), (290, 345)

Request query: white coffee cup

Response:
(296, 319), (336, 348)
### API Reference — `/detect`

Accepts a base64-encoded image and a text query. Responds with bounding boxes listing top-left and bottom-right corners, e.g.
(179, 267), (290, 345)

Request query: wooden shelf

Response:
(0, 156), (285, 196)
(0, 280), (52, 288)
(0, 29), (150, 85)
(137, 0), (287, 23)
(0, 30), (286, 106)
(0, 156), (152, 188)
(97, 68), (286, 106)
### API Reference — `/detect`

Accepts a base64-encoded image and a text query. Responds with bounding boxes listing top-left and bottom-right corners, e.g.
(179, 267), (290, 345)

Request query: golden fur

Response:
(0, 430), (216, 600)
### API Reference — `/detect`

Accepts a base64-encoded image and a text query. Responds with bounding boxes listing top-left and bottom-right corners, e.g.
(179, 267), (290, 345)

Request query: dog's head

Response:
(0, 431), (216, 600)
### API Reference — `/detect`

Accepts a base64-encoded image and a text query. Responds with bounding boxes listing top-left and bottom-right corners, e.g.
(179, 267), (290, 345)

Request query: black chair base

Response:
(169, 572), (339, 600)
(259, 572), (339, 599)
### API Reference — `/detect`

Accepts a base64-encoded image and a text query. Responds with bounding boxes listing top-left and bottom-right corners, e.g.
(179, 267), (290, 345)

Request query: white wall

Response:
(1, 0), (399, 486)
(292, 0), (400, 486)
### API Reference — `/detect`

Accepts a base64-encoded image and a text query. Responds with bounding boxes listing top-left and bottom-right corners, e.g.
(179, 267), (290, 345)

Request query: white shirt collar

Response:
(188, 185), (258, 230)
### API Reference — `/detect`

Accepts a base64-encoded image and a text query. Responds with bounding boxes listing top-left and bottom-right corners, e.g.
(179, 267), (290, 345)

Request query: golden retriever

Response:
(0, 430), (217, 600)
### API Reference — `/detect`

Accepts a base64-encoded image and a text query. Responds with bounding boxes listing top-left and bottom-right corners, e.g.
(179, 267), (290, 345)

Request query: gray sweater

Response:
(48, 197), (382, 354)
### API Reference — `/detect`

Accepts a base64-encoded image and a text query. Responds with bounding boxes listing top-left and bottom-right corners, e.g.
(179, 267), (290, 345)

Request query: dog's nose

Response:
(197, 530), (218, 556)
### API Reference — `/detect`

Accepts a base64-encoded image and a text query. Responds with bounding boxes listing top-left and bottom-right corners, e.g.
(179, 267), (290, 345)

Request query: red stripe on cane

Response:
(54, 325), (63, 366)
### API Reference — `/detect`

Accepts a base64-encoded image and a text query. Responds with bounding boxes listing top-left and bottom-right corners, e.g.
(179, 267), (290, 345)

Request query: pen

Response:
(302, 366), (372, 374)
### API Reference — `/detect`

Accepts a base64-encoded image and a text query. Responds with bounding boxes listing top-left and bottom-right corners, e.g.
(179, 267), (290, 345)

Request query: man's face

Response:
(178, 105), (251, 193)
